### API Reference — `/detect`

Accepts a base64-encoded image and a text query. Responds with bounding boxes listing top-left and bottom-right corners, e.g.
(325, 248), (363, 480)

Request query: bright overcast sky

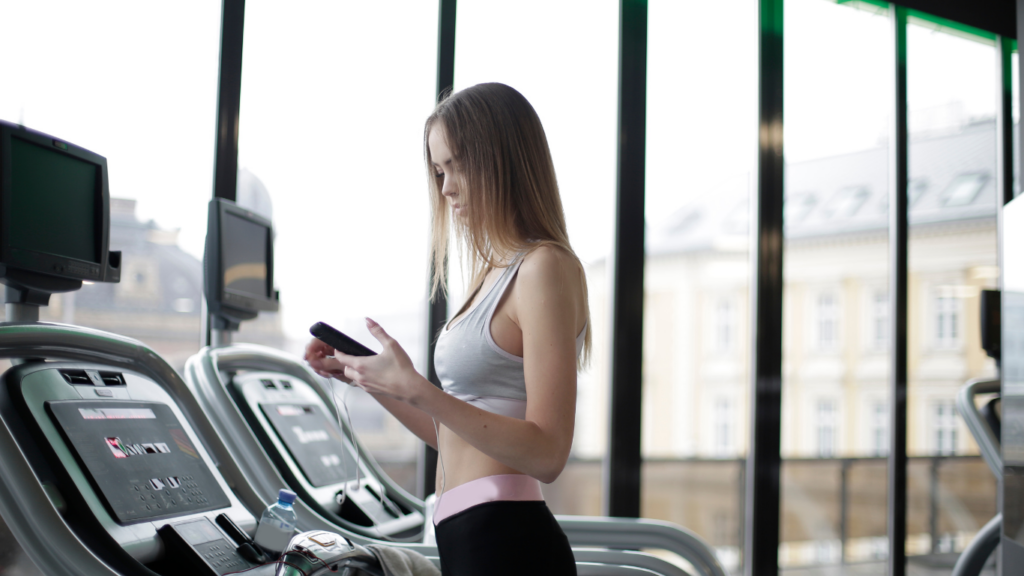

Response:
(0, 0), (1006, 349)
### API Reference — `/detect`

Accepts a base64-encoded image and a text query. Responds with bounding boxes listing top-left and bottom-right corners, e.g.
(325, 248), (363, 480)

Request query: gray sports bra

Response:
(434, 253), (586, 410)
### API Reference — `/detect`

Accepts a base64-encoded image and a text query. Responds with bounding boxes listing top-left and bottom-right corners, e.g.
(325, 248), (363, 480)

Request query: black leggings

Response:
(434, 500), (577, 576)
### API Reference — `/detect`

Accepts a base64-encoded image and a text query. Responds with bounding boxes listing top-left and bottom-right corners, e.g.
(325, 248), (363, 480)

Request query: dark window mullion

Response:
(212, 0), (245, 204)
(887, 5), (909, 576)
(744, 0), (784, 573)
(419, 0), (457, 500)
(207, 0), (246, 347)
(604, 0), (647, 519)
(997, 36), (1014, 207)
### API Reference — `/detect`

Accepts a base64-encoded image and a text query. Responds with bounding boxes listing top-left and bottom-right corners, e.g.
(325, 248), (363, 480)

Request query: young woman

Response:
(305, 82), (589, 575)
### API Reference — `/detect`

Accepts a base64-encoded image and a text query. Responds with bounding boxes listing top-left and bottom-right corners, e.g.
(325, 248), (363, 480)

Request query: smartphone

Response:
(309, 322), (377, 356)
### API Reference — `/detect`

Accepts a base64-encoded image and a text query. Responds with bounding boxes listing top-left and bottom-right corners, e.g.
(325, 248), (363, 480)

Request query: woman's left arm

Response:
(336, 248), (582, 483)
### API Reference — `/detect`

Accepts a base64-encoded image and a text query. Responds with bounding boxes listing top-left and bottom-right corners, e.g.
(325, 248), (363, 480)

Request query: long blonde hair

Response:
(424, 83), (591, 366)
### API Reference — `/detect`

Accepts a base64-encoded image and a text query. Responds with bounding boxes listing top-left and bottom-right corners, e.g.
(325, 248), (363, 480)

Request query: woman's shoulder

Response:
(519, 243), (577, 270)
(516, 244), (584, 295)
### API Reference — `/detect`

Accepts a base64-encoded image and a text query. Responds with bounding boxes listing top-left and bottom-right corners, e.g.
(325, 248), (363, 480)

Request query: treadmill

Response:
(186, 196), (726, 576)
(0, 121), (300, 576)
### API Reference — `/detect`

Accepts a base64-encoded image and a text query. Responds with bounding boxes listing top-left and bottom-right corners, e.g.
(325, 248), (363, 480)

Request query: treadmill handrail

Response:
(0, 322), (223, 459)
(576, 565), (665, 575)
(950, 513), (1001, 576)
(558, 516), (727, 576)
(956, 378), (1001, 478)
(572, 550), (692, 576)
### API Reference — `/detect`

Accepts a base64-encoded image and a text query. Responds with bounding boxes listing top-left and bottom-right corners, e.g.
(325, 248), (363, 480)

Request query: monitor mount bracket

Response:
(2, 270), (83, 324)
(210, 315), (237, 347)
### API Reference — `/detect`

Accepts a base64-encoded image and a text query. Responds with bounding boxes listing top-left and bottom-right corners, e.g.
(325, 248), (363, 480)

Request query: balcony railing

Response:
(541, 455), (996, 574)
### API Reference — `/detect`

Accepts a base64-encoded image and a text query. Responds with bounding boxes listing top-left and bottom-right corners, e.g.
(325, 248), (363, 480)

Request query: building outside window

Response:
(816, 399), (837, 457)
(871, 401), (888, 456)
(713, 398), (733, 456)
(817, 292), (840, 351)
(935, 400), (958, 455)
(935, 292), (960, 349)
(715, 298), (735, 354)
(871, 289), (889, 351)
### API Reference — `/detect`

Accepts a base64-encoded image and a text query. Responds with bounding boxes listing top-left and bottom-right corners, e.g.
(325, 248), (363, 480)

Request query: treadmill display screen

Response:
(47, 400), (231, 524)
(259, 403), (359, 487)
(176, 518), (225, 546)
(222, 211), (270, 299)
(10, 136), (101, 264)
(79, 407), (156, 420)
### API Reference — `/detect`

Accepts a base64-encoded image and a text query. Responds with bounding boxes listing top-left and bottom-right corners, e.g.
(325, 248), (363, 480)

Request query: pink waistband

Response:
(433, 474), (543, 525)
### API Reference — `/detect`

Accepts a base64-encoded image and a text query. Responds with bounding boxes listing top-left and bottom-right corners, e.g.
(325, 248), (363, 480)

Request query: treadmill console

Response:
(3, 361), (257, 568)
(48, 400), (230, 523)
(230, 371), (423, 538)
(259, 402), (360, 487)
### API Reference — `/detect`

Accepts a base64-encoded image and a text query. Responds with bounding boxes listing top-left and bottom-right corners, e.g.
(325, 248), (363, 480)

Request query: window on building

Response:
(714, 398), (733, 456)
(910, 178), (930, 205)
(816, 399), (837, 457)
(935, 293), (960, 348)
(821, 186), (870, 218)
(871, 401), (888, 456)
(935, 401), (958, 455)
(817, 292), (840, 350)
(941, 172), (988, 207)
(715, 298), (735, 354)
(724, 198), (751, 234)
(785, 192), (818, 222)
(870, 289), (889, 350)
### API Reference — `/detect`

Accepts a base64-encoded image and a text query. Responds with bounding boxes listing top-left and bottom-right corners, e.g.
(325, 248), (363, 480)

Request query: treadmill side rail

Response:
(558, 516), (727, 576)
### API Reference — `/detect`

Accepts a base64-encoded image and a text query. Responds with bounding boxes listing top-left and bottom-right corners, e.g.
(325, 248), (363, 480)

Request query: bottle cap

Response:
(277, 489), (297, 504)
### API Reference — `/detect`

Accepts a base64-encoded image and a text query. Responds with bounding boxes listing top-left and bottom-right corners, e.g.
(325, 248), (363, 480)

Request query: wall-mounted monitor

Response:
(204, 198), (279, 329)
(0, 120), (121, 300)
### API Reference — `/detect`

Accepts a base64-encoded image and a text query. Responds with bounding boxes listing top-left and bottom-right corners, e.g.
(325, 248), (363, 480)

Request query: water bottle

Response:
(254, 489), (297, 555)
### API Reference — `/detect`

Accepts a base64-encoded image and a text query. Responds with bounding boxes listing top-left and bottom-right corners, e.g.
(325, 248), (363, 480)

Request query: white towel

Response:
(366, 545), (441, 576)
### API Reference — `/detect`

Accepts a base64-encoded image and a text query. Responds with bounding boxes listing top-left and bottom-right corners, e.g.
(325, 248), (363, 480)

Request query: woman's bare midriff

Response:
(435, 425), (526, 493)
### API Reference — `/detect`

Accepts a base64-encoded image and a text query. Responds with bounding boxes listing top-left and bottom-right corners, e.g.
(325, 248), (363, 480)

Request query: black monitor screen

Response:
(10, 136), (100, 263)
(222, 212), (270, 299)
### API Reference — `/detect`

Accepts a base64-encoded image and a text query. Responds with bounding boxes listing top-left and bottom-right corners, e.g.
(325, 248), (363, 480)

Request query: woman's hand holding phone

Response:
(304, 318), (433, 404)
(304, 338), (353, 383)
